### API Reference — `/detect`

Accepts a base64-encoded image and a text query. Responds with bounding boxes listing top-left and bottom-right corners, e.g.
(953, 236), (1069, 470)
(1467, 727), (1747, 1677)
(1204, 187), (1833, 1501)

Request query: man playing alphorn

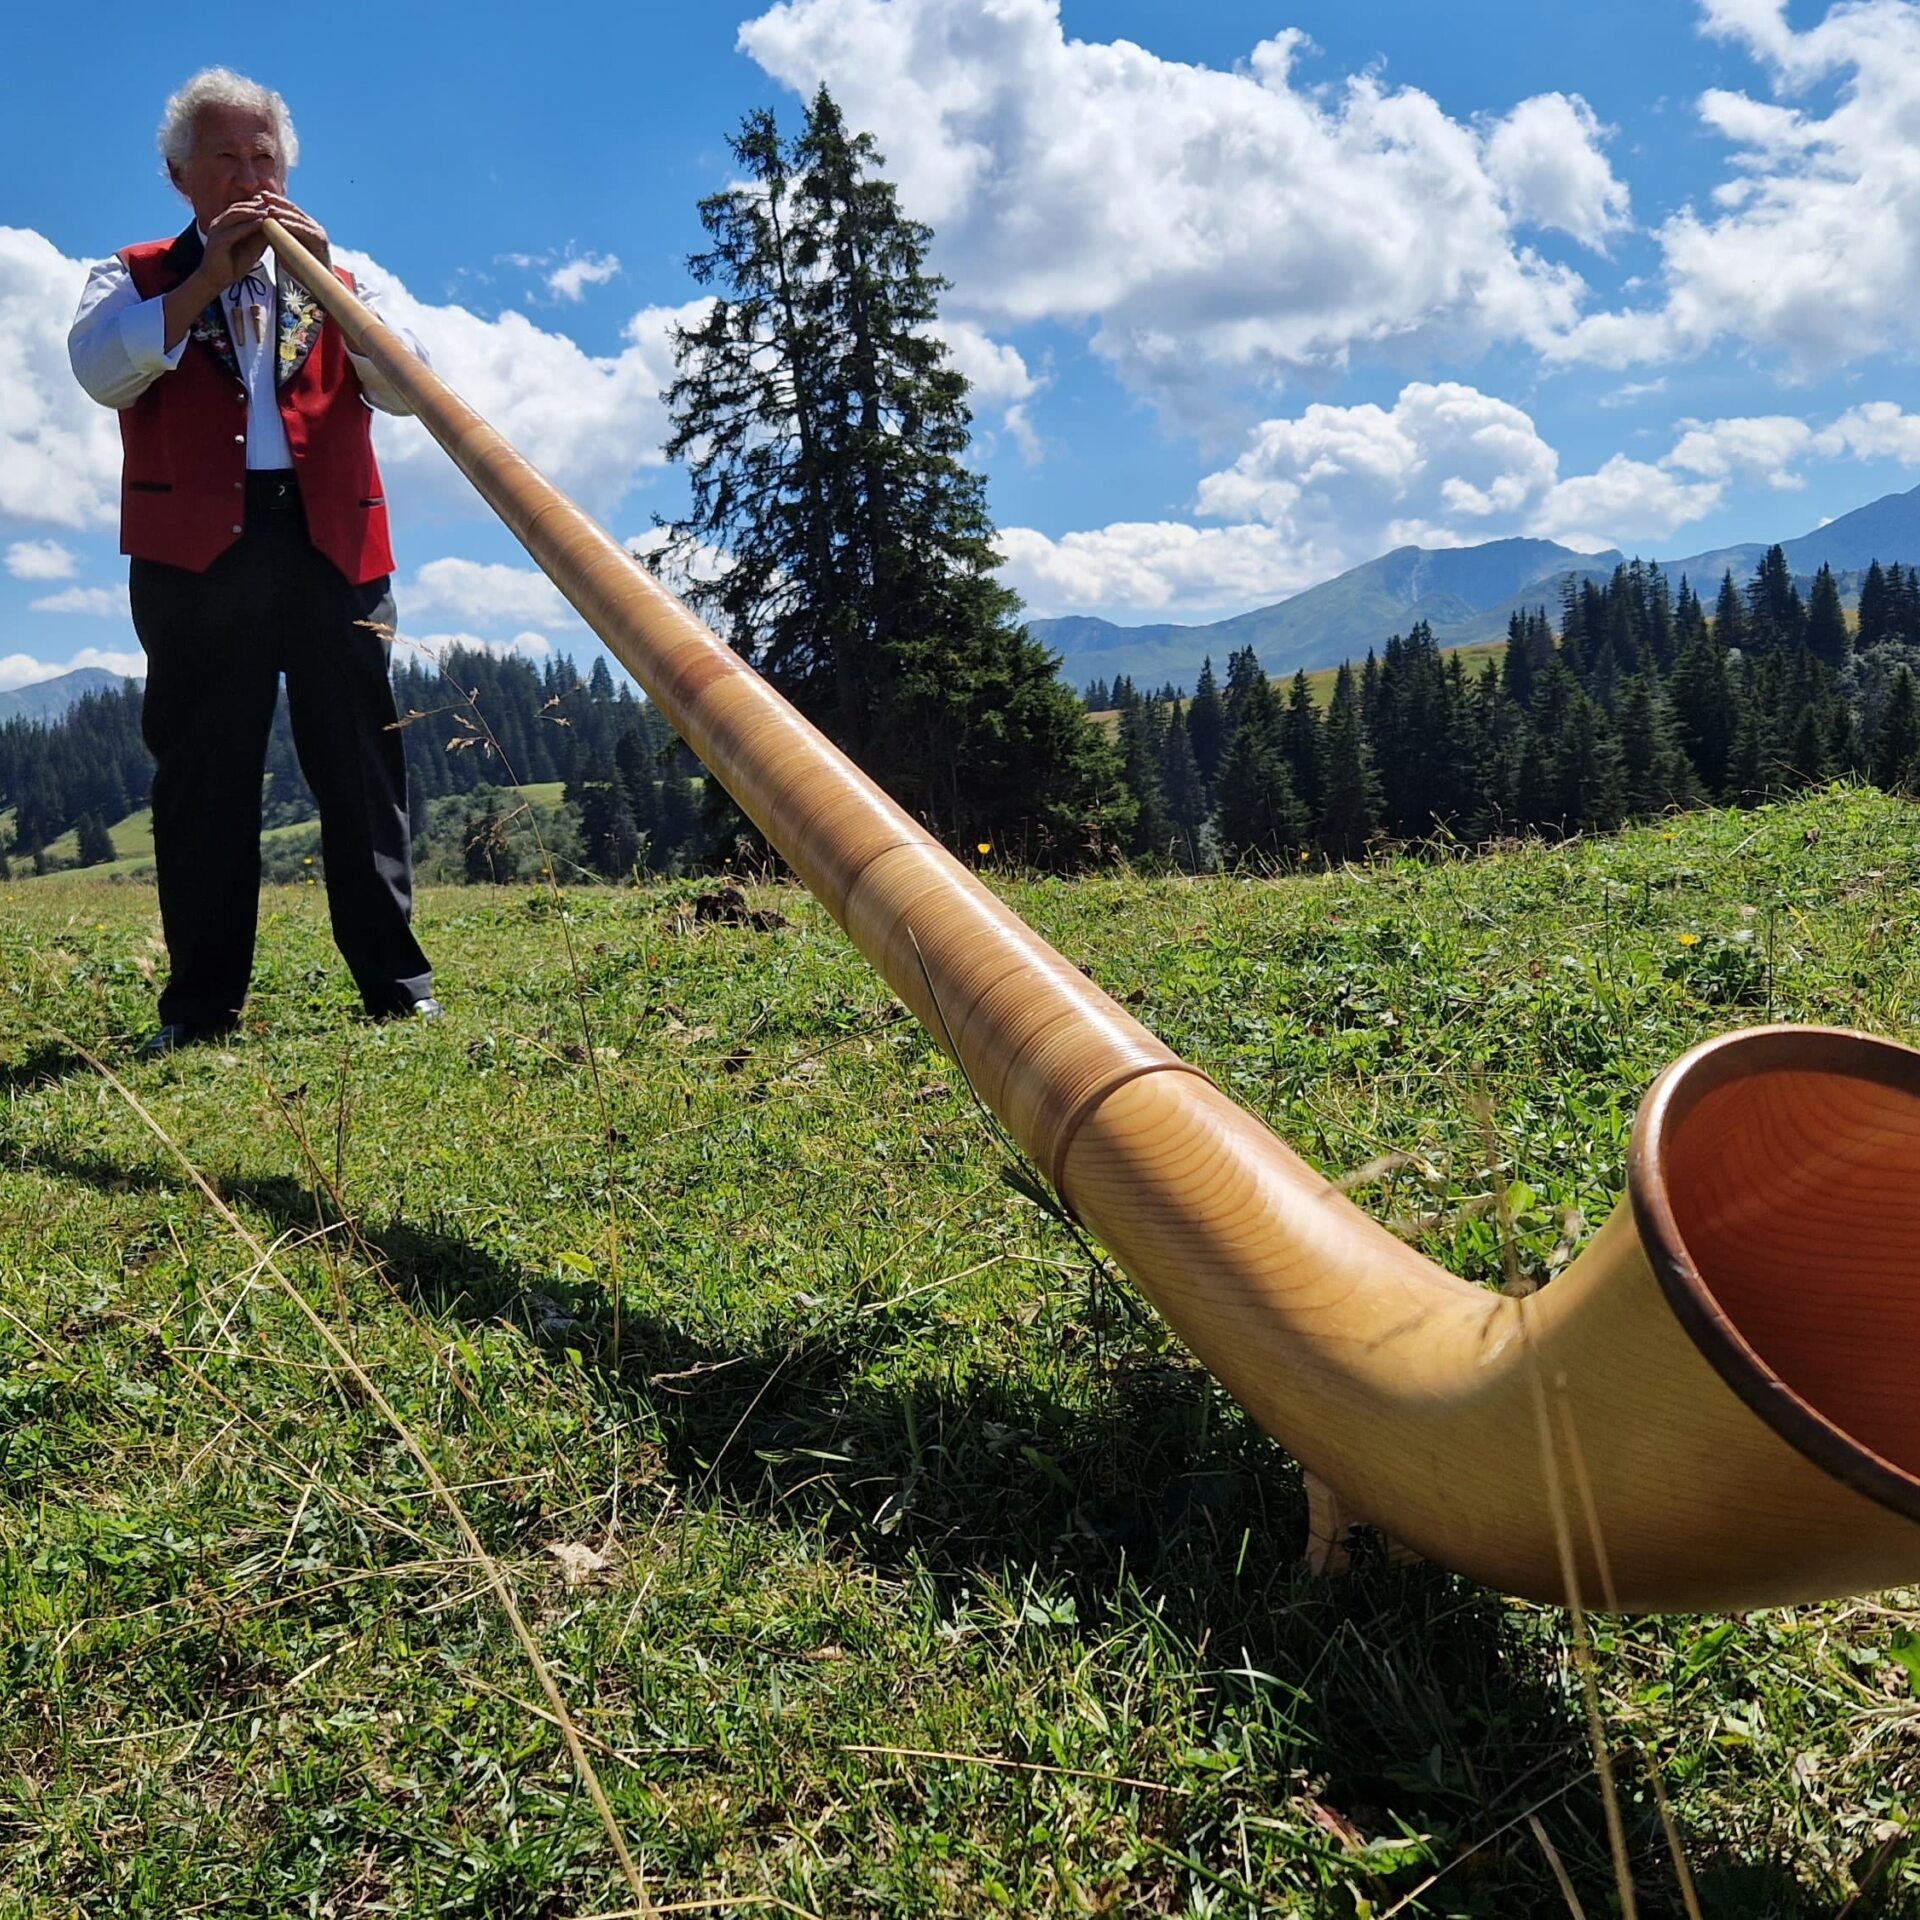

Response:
(69, 66), (438, 1054)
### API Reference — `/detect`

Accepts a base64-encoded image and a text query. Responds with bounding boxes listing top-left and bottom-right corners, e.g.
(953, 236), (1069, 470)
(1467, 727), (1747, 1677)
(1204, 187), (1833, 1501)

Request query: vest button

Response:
(231, 524), (244, 534)
(233, 481), (243, 491)
(234, 434), (245, 445)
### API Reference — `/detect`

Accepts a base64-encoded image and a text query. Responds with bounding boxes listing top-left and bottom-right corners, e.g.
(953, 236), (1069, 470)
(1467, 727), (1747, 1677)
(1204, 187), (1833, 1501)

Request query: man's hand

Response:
(258, 193), (332, 282)
(197, 199), (270, 292)
(161, 200), (270, 351)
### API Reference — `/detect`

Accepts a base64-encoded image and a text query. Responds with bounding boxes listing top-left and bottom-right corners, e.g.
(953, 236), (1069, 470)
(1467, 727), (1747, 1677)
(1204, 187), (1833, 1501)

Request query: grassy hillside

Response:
(4, 788), (1919, 1916)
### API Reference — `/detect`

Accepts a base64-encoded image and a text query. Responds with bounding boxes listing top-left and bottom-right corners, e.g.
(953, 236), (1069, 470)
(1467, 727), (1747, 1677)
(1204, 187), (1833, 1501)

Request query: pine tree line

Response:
(1101, 548), (1920, 870)
(7, 545), (1919, 880)
(0, 646), (711, 880)
(0, 680), (151, 863)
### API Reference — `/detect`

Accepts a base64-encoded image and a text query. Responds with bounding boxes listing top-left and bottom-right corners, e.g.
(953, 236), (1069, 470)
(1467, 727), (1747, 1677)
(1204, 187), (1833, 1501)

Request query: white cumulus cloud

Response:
(341, 250), (706, 525)
(1194, 383), (1561, 549)
(1813, 400), (1920, 463)
(0, 227), (123, 532)
(1003, 377), (1920, 620)
(999, 521), (1310, 618)
(935, 319), (1044, 459)
(1002, 382), (1734, 618)
(401, 556), (582, 630)
(1481, 93), (1632, 249)
(1557, 0), (1920, 371)
(1528, 457), (1721, 550)
(1663, 414), (1816, 486)
(6, 538), (79, 580)
(546, 252), (623, 302)
(29, 583), (129, 616)
(738, 0), (1618, 402)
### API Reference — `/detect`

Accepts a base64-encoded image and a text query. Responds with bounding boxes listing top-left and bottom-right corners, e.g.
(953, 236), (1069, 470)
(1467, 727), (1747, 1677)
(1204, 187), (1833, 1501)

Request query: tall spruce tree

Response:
(1725, 680), (1774, 805)
(1745, 545), (1805, 652)
(1806, 563), (1849, 668)
(1186, 658), (1226, 787)
(1828, 701), (1865, 779)
(1857, 561), (1892, 651)
(74, 811), (116, 867)
(658, 88), (1122, 861)
(1278, 670), (1323, 822)
(1874, 668), (1919, 791)
(1117, 699), (1171, 859)
(1157, 707), (1209, 864)
(1501, 607), (1555, 709)
(1213, 676), (1306, 865)
(1668, 620), (1738, 796)
(1786, 702), (1832, 788)
(1318, 663), (1380, 860)
(571, 755), (641, 879)
(1713, 570), (1747, 653)
(1618, 666), (1665, 817)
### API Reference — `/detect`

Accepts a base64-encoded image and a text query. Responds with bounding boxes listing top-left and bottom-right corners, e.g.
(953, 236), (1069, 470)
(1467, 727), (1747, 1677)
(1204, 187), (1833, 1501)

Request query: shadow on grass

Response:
(0, 1040), (100, 1095)
(29, 1144), (1827, 1919)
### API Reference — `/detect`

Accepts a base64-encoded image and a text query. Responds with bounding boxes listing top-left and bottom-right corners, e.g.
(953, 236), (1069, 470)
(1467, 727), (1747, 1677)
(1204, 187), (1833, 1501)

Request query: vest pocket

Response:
(128, 480), (174, 493)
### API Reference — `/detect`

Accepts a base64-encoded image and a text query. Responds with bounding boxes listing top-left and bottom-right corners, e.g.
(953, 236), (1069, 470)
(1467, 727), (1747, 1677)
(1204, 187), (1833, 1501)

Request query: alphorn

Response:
(264, 219), (1920, 1612)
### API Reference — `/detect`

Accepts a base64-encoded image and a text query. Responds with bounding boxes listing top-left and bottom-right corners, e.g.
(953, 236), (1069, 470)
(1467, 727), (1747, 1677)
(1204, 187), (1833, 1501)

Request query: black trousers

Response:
(131, 502), (432, 1027)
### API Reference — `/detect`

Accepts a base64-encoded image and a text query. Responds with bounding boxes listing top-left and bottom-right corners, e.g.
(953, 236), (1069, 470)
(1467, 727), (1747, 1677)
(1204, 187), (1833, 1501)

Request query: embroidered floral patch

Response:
(189, 300), (239, 383)
(276, 274), (326, 388)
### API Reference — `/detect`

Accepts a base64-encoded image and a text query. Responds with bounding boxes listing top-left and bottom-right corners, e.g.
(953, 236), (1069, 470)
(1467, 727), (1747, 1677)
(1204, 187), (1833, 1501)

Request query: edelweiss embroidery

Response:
(276, 273), (326, 387)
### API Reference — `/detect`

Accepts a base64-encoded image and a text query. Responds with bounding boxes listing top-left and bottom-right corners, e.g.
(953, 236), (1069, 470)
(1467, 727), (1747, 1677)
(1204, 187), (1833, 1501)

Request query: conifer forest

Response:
(6, 546), (1918, 883)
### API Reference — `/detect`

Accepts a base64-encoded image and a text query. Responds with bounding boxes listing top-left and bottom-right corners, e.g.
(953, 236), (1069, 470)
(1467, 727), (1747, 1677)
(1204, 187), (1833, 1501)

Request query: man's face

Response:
(169, 105), (285, 231)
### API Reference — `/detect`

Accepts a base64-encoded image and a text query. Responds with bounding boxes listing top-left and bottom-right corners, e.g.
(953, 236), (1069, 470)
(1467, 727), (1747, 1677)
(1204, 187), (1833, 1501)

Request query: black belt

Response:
(246, 469), (301, 513)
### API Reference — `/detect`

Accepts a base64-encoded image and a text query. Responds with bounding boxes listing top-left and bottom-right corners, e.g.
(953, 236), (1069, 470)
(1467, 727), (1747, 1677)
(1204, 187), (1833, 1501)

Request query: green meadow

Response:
(4, 787), (1918, 1916)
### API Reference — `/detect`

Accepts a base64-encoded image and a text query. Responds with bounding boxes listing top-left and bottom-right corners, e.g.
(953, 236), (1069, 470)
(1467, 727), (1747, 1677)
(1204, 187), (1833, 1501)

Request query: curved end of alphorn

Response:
(1630, 1023), (1920, 1533)
(1279, 1022), (1920, 1611)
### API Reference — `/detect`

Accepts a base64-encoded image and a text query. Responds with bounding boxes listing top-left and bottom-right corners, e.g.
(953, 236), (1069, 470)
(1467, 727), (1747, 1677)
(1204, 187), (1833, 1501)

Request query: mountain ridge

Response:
(0, 668), (133, 725)
(1034, 483), (1920, 697)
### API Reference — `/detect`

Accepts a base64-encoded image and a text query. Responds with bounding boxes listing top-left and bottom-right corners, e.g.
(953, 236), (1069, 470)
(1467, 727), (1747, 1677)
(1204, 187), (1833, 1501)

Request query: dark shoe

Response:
(137, 1022), (227, 1058)
(376, 996), (444, 1023)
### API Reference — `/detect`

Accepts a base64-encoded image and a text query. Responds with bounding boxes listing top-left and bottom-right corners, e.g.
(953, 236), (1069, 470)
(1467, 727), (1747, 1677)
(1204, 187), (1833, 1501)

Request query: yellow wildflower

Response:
(1677, 932), (1700, 946)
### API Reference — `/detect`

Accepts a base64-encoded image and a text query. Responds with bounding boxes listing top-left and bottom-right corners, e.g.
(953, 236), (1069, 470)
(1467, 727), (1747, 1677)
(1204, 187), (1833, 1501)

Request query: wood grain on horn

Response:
(263, 220), (1920, 1611)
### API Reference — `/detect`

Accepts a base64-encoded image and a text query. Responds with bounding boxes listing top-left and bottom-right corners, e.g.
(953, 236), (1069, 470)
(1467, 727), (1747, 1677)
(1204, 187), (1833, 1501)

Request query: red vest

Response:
(118, 227), (396, 584)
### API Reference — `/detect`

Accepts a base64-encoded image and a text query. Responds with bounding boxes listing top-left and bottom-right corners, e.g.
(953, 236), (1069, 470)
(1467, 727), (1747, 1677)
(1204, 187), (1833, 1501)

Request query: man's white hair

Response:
(158, 68), (299, 174)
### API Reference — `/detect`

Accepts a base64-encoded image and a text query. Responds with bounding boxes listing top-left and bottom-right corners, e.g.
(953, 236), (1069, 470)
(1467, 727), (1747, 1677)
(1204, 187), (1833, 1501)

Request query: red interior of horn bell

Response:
(1633, 1026), (1920, 1511)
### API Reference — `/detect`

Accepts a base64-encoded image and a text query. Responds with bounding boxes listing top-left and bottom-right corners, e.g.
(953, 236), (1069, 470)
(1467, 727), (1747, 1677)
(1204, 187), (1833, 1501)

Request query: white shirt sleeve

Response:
(68, 255), (189, 409)
(345, 274), (429, 418)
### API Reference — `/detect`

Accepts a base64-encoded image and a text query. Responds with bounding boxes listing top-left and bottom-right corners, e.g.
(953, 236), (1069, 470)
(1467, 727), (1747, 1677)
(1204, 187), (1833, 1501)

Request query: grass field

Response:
(4, 787), (1919, 1916)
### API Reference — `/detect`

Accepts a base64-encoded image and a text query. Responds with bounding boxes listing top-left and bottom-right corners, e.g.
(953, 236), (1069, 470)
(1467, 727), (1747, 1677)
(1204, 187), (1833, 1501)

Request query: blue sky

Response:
(7, 0), (1920, 690)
